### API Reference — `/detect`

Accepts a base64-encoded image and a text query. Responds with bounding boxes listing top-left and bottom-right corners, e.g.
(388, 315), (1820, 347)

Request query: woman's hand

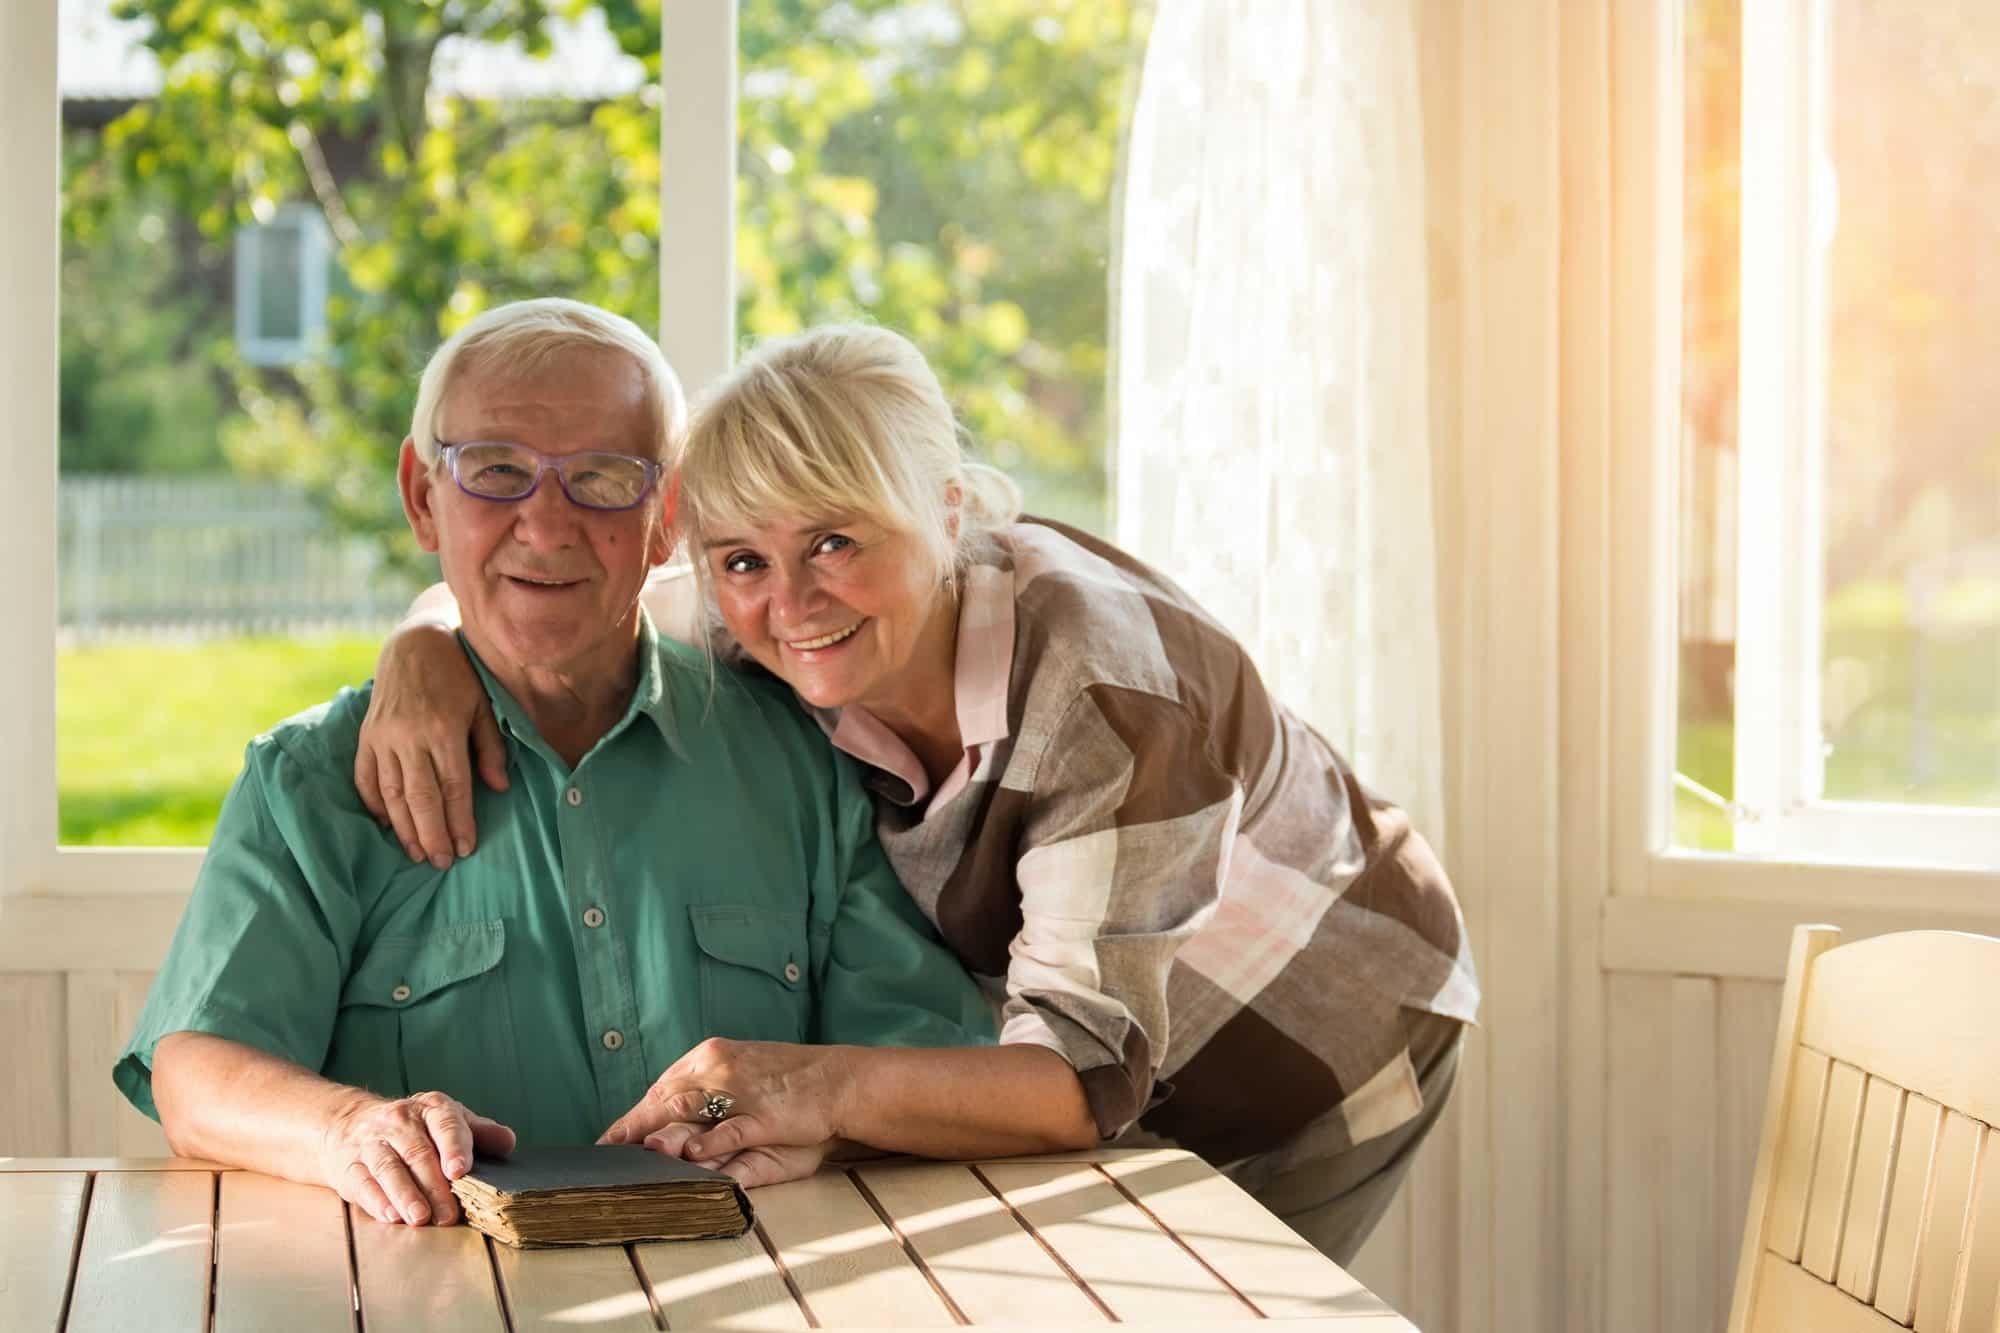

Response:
(598, 1038), (854, 1167)
(355, 622), (505, 868)
(316, 1090), (516, 1226)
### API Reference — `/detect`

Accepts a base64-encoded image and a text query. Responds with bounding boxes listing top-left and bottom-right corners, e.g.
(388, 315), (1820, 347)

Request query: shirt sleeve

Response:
(112, 738), (364, 1122)
(809, 752), (997, 1049)
(999, 685), (1243, 1141)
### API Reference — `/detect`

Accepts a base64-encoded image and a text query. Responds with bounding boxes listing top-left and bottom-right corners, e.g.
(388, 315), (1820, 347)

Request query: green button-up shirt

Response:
(115, 616), (994, 1145)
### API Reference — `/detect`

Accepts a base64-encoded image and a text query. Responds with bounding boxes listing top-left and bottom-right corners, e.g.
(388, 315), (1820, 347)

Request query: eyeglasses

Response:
(437, 441), (663, 512)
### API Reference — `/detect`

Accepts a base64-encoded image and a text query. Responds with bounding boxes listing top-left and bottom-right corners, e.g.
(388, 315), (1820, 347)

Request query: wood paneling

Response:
(0, 973), (66, 1155)
(62, 970), (167, 1158)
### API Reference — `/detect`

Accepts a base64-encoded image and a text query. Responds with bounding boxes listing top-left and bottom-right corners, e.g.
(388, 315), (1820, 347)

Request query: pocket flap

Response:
(342, 919), (506, 1009)
(688, 905), (807, 989)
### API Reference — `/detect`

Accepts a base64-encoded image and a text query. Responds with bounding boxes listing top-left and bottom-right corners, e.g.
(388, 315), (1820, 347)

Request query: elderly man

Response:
(115, 298), (992, 1230)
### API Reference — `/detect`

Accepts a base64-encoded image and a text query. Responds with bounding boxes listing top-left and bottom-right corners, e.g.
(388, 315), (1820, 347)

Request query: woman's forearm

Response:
(833, 1043), (1097, 1159)
(152, 1031), (372, 1184)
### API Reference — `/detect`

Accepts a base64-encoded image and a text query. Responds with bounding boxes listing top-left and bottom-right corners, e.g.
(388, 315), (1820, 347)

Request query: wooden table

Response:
(1, 1149), (1417, 1331)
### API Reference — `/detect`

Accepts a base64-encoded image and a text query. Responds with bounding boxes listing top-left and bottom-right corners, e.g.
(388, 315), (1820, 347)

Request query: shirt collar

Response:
(824, 560), (1016, 806)
(463, 611), (675, 769)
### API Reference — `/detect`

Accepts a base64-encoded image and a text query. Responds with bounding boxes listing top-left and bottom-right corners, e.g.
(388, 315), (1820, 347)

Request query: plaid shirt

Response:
(817, 520), (1480, 1164)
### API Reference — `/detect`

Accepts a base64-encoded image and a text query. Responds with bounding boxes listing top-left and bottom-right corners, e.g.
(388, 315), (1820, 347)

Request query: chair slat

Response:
(1769, 1047), (1834, 1262)
(1913, 1110), (1983, 1333)
(1748, 1250), (1913, 1333)
(213, 1173), (354, 1333)
(1803, 1061), (1867, 1279)
(1836, 1077), (1906, 1303)
(1800, 932), (2000, 1129)
(1874, 1094), (1943, 1325)
(1951, 1125), (2000, 1333)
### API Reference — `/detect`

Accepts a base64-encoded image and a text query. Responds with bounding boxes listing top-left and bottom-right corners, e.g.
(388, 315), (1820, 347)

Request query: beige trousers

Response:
(1224, 1009), (1467, 1267)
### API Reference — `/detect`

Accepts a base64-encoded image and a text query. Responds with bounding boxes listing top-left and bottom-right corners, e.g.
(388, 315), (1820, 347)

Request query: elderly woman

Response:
(358, 324), (1479, 1263)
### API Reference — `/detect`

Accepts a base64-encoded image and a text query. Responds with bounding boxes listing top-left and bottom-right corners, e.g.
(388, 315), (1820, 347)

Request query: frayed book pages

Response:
(450, 1145), (754, 1248)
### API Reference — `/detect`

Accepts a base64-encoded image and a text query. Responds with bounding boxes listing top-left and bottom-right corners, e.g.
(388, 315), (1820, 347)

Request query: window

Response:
(736, 2), (1148, 533)
(1674, 0), (2000, 869)
(234, 205), (331, 367)
(52, 0), (665, 855)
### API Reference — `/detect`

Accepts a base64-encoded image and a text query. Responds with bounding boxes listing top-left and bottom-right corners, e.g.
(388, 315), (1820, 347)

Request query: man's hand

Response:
(316, 1090), (516, 1226)
(598, 1039), (854, 1174)
(355, 622), (506, 869)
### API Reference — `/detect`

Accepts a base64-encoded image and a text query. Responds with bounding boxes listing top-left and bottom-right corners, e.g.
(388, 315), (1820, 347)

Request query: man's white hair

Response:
(408, 298), (687, 464)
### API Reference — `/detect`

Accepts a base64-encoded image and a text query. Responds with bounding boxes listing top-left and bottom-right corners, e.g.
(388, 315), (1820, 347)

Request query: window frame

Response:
(1, 0), (734, 900)
(1728, 0), (2000, 868)
(234, 203), (332, 368)
(1607, 0), (2000, 910)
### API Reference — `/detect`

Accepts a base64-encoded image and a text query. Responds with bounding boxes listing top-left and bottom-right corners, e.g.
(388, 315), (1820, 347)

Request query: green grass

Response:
(59, 634), (383, 845)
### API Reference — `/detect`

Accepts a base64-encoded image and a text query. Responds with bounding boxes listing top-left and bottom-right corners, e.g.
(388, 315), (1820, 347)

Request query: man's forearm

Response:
(834, 1043), (1098, 1159)
(152, 1031), (372, 1185)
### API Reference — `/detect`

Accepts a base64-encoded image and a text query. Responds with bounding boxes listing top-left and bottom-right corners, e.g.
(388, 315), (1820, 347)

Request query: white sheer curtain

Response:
(1114, 0), (1442, 840)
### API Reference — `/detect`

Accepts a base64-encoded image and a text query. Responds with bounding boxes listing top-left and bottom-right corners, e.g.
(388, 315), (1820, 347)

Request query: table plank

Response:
(751, 1169), (956, 1326)
(493, 1241), (660, 1331)
(214, 1172), (355, 1333)
(977, 1161), (1255, 1325)
(1096, 1152), (1394, 1318)
(853, 1161), (1104, 1326)
(0, 1171), (88, 1331)
(350, 1207), (506, 1332)
(633, 1228), (808, 1330)
(0, 1157), (232, 1171)
(66, 1169), (215, 1333)
(762, 1323), (1417, 1333)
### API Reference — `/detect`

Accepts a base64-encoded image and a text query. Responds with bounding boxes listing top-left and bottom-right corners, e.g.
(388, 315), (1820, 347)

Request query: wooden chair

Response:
(1728, 925), (2000, 1332)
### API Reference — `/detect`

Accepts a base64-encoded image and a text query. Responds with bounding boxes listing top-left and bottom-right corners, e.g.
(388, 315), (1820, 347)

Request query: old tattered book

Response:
(450, 1146), (754, 1248)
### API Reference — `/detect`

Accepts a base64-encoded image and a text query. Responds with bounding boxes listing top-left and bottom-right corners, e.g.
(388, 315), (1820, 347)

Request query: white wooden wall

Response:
(0, 968), (170, 1158)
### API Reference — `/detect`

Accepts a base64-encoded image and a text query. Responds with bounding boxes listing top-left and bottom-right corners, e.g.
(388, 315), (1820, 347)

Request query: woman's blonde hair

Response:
(408, 298), (686, 464)
(679, 324), (1021, 586)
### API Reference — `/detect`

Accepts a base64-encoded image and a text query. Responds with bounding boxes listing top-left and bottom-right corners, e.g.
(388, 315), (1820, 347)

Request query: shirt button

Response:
(601, 1029), (624, 1051)
(783, 961), (801, 984)
(566, 787), (584, 807)
(582, 906), (606, 929)
(391, 984), (412, 1003)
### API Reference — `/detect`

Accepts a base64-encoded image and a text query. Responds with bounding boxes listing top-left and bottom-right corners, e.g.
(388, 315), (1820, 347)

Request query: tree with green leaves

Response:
(62, 0), (1149, 558)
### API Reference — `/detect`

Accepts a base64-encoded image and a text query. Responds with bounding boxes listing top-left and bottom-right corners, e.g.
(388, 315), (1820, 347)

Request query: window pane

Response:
(1677, 0), (1742, 851)
(737, 0), (1150, 533)
(57, 0), (660, 846)
(251, 219), (307, 344)
(1818, 0), (2000, 806)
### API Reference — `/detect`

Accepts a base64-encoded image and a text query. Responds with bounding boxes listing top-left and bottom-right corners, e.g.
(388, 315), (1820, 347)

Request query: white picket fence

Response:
(58, 475), (421, 638)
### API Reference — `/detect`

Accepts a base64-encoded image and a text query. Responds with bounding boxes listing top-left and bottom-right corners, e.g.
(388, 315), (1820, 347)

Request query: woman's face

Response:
(702, 512), (954, 713)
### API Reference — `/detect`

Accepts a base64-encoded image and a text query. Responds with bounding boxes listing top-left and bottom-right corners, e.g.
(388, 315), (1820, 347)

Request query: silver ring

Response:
(698, 1091), (737, 1123)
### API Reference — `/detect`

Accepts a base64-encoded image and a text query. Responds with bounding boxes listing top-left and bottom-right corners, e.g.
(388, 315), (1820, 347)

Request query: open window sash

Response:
(1730, 0), (2000, 869)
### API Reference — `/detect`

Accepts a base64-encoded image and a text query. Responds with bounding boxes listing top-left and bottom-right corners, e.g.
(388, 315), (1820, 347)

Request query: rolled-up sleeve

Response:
(1000, 686), (1241, 1141)
(113, 741), (359, 1121)
(809, 754), (996, 1050)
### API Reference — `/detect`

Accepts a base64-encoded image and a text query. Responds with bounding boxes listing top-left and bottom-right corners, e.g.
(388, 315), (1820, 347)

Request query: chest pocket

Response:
(689, 905), (811, 1043)
(331, 920), (518, 1107)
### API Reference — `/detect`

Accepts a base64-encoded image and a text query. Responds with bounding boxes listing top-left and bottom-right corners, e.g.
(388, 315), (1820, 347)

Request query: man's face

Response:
(399, 348), (672, 680)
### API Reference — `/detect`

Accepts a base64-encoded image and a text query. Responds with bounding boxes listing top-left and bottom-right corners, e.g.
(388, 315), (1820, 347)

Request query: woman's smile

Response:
(785, 620), (866, 654)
